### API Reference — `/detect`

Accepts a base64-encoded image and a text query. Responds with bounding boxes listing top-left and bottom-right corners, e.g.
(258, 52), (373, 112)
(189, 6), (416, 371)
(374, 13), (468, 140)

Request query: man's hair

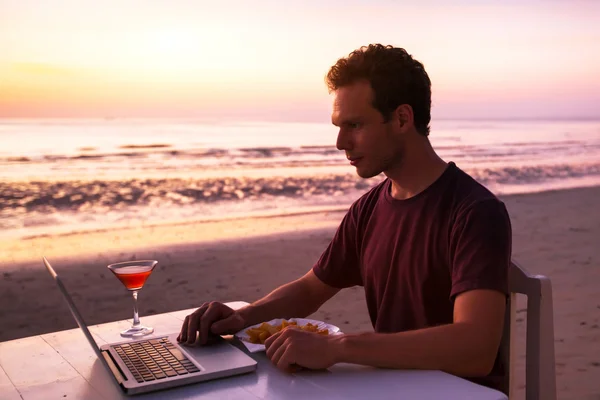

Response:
(326, 44), (432, 136)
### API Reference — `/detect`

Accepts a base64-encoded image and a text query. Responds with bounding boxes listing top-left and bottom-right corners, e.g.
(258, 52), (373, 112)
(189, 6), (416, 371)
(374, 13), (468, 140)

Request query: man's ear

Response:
(395, 104), (413, 129)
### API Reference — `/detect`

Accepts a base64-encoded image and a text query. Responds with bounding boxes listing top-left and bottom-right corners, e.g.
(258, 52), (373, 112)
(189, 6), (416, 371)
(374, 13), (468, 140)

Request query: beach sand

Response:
(1, 186), (599, 399)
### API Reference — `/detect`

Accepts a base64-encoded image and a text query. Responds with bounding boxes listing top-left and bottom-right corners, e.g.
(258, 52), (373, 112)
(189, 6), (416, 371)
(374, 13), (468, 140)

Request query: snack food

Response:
(245, 319), (329, 344)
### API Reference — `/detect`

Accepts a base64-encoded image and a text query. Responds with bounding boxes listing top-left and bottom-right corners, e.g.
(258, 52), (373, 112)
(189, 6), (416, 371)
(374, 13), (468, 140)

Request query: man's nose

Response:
(336, 129), (351, 151)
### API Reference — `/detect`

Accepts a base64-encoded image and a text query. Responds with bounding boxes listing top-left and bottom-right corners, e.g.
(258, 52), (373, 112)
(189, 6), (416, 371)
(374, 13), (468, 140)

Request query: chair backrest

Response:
(500, 260), (557, 400)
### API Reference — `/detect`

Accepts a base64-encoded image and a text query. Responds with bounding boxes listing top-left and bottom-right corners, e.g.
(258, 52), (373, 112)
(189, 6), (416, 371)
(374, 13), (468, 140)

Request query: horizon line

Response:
(1, 116), (599, 123)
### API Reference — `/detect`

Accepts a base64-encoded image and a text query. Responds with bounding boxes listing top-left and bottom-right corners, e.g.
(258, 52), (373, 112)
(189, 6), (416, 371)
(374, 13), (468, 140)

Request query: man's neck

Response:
(385, 144), (448, 201)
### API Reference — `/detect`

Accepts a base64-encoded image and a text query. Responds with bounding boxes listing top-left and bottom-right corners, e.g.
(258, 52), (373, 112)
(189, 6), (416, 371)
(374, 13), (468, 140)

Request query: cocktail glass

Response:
(108, 260), (158, 337)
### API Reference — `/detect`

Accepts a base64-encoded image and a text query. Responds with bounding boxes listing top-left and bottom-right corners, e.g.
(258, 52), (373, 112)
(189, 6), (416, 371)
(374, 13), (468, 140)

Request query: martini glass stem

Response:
(132, 290), (141, 327)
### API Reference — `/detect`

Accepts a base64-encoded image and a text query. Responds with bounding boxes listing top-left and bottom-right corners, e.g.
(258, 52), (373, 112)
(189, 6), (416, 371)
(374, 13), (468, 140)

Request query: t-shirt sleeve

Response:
(312, 203), (363, 288)
(449, 199), (512, 300)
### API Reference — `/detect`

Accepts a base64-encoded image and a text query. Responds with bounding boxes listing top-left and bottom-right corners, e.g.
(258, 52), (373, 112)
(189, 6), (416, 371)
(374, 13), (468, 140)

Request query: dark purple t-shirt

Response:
(312, 162), (511, 393)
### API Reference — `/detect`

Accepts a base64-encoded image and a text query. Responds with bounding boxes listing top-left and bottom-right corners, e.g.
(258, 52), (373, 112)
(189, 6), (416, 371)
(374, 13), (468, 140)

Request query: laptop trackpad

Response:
(171, 333), (256, 373)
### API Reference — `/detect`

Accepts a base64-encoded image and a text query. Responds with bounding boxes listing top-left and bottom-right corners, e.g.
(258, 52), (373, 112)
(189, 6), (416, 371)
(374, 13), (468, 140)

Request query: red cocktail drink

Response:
(108, 260), (158, 338)
(111, 265), (153, 291)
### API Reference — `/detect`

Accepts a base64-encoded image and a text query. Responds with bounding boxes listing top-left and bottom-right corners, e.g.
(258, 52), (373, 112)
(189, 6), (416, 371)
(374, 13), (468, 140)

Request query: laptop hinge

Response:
(102, 350), (127, 384)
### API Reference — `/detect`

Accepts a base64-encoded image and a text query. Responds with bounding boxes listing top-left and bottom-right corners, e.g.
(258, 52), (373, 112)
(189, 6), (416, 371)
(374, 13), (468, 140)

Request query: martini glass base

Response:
(120, 325), (154, 338)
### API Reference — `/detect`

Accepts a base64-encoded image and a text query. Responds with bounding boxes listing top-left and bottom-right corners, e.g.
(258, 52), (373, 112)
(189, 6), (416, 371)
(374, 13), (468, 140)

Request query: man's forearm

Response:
(335, 322), (498, 377)
(237, 279), (323, 327)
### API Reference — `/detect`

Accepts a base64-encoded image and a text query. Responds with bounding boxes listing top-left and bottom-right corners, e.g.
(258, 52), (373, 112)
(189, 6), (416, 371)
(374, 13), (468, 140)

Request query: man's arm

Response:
(333, 288), (505, 377)
(264, 199), (510, 374)
(178, 270), (340, 345)
(238, 270), (341, 328)
(180, 200), (360, 346)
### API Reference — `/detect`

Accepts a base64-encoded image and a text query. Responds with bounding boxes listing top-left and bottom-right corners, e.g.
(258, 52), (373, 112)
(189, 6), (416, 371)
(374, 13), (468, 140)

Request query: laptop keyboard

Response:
(114, 337), (200, 383)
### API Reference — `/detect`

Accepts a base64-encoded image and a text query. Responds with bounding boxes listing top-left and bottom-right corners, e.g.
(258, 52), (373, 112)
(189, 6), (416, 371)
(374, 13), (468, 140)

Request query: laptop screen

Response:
(43, 257), (108, 361)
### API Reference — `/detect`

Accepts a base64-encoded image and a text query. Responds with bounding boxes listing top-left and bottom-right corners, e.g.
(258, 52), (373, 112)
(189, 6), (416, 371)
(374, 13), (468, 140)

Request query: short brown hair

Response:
(326, 44), (432, 136)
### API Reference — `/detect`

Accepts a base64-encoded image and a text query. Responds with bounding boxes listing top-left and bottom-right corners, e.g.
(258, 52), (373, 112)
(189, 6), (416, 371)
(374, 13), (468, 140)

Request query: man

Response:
(178, 44), (512, 394)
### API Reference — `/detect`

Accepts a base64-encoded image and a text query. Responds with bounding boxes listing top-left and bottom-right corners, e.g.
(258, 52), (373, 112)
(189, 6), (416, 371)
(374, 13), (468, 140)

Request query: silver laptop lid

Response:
(43, 257), (106, 360)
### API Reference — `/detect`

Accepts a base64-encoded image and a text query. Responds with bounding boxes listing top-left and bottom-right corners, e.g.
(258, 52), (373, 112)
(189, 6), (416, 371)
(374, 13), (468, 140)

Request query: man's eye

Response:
(349, 123), (361, 129)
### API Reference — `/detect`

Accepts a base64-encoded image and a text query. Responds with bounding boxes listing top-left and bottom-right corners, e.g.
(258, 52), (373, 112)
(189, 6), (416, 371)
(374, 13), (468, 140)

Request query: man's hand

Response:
(177, 302), (246, 346)
(264, 327), (341, 372)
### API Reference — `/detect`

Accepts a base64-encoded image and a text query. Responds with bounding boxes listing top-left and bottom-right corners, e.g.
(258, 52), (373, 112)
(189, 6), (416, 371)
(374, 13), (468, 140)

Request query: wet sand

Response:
(1, 186), (599, 399)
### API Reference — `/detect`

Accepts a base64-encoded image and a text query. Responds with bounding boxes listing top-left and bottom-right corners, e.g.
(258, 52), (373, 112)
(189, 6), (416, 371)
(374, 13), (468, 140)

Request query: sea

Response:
(1, 118), (600, 239)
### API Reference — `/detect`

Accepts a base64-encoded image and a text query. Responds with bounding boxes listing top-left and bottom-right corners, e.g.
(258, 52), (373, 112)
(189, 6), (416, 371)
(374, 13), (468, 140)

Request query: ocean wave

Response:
(0, 174), (379, 213)
(119, 143), (172, 149)
(2, 163), (600, 216)
(2, 162), (600, 238)
(5, 157), (31, 163)
(1, 138), (595, 167)
(466, 163), (600, 185)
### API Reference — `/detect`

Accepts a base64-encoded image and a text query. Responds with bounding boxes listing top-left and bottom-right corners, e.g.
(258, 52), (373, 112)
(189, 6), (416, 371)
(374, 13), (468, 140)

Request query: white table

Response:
(0, 302), (508, 399)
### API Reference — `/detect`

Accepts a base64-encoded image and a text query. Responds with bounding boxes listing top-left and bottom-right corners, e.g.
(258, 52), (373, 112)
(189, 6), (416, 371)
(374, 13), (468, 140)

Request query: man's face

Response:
(331, 81), (404, 179)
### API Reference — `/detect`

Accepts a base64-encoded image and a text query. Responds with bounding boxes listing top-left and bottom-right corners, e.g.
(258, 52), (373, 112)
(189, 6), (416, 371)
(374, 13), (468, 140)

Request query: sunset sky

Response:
(1, 0), (599, 121)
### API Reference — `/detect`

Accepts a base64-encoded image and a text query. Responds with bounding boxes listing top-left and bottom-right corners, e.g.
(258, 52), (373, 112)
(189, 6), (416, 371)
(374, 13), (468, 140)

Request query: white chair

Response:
(500, 260), (557, 399)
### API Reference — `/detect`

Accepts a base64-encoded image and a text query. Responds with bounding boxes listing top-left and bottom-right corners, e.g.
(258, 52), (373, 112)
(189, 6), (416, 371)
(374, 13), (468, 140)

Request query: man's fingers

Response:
(199, 303), (226, 344)
(179, 304), (208, 345)
(178, 315), (190, 342)
(177, 302), (234, 346)
(276, 345), (296, 372)
(266, 330), (296, 366)
(268, 336), (288, 367)
(186, 310), (204, 345)
(211, 314), (239, 334)
(264, 330), (284, 358)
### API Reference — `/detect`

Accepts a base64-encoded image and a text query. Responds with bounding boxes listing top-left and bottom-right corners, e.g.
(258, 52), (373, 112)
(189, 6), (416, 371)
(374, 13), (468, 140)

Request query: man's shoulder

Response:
(450, 163), (504, 209)
(447, 164), (510, 225)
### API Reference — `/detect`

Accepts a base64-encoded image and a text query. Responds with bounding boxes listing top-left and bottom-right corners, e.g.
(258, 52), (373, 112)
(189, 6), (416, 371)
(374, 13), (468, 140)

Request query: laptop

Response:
(43, 257), (257, 396)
